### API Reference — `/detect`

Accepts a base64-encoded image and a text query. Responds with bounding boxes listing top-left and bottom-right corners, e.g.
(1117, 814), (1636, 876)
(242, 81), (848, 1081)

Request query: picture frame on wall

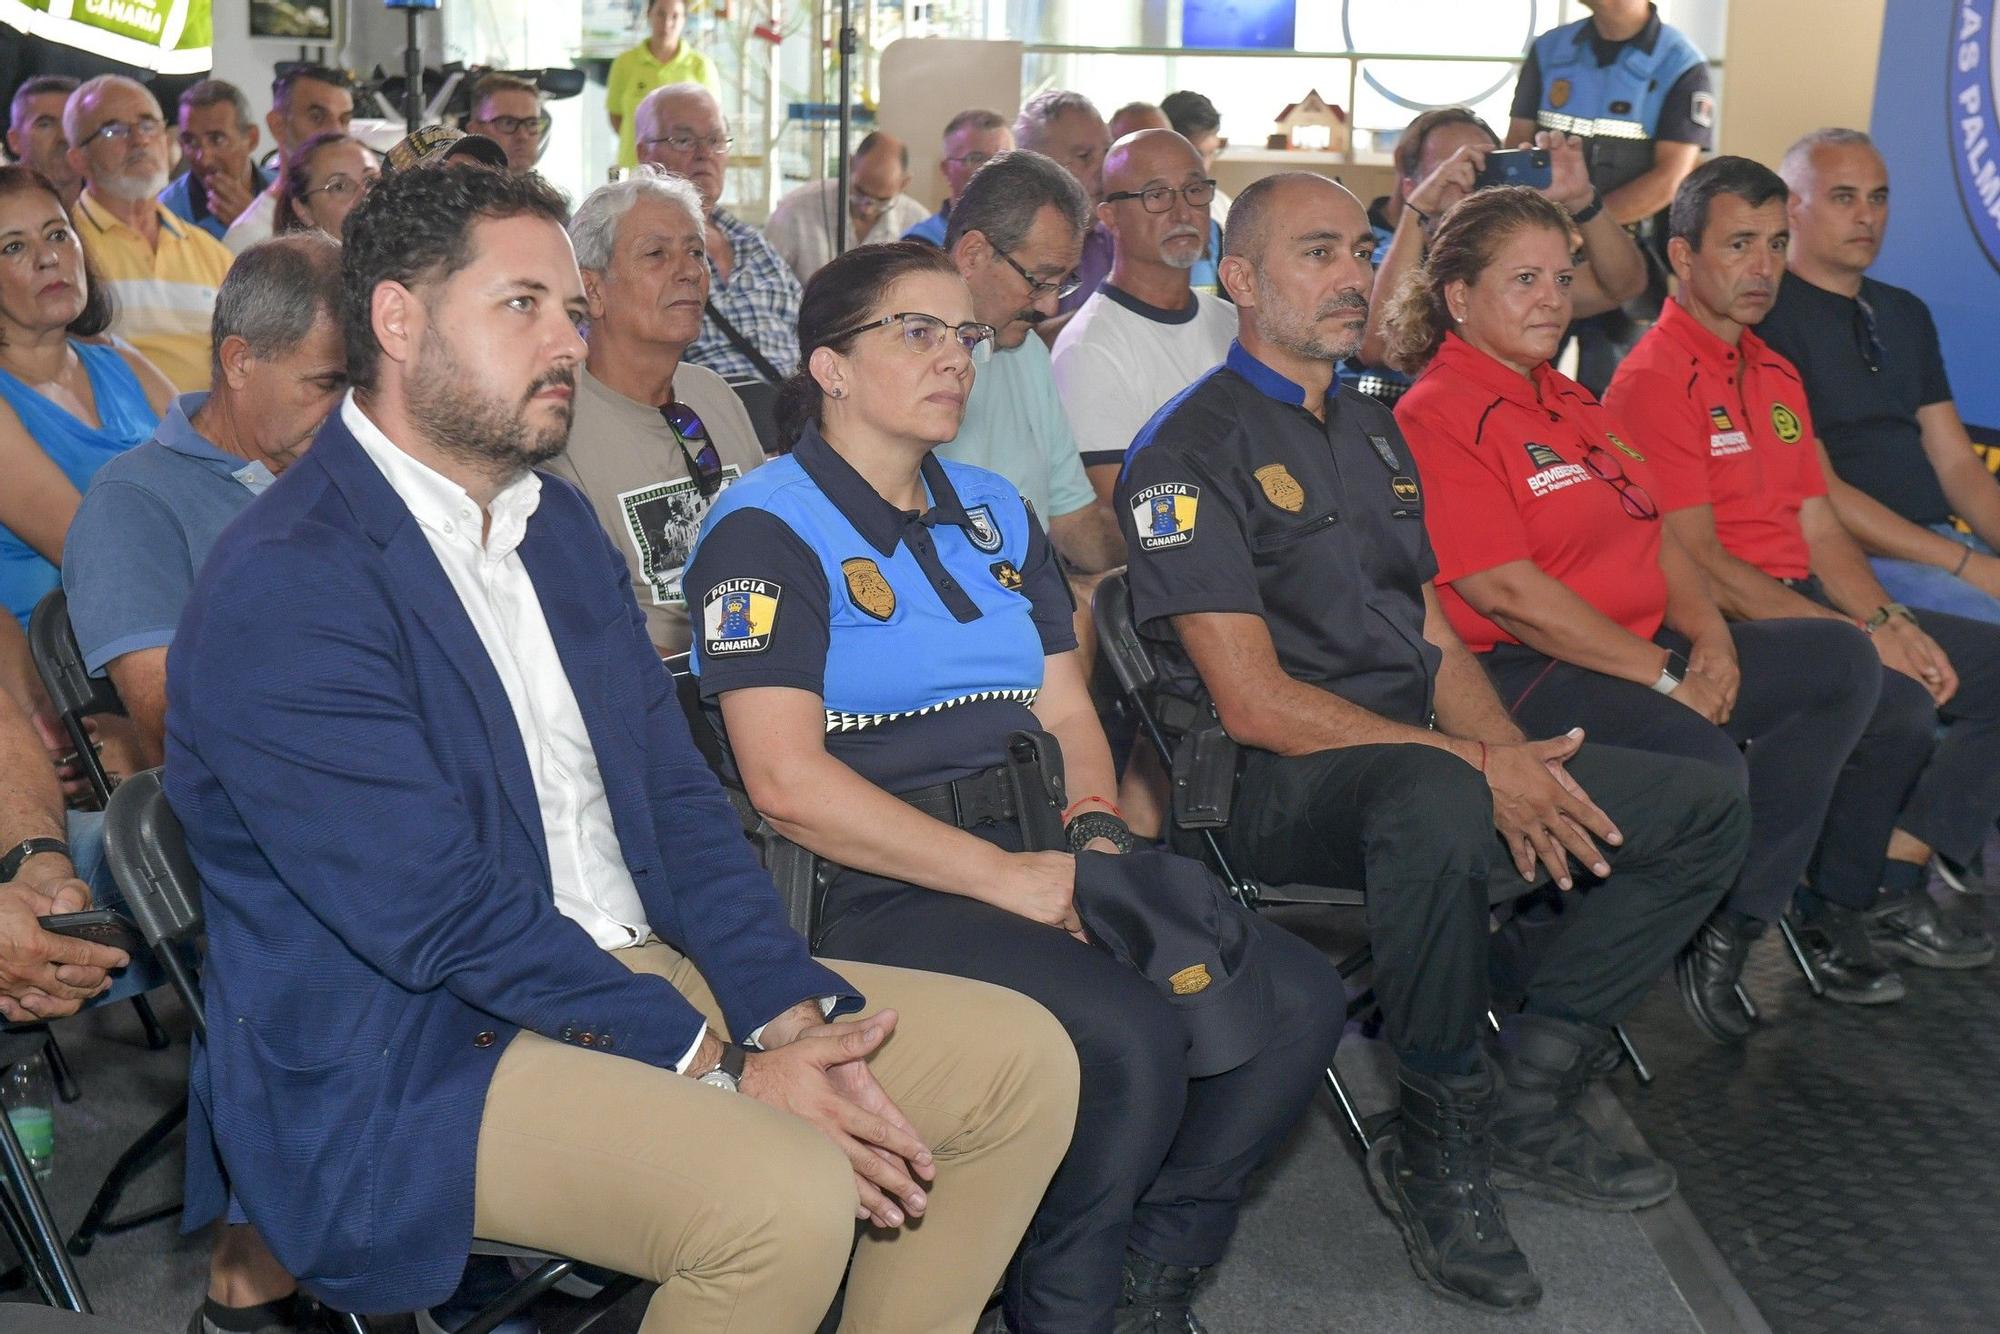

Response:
(250, 1), (337, 42)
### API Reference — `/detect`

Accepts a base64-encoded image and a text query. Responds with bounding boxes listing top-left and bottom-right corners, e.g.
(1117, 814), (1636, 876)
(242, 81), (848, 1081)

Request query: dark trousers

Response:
(1789, 584), (2000, 901)
(1485, 619), (1881, 921)
(1220, 740), (1745, 1067)
(816, 841), (1342, 1334)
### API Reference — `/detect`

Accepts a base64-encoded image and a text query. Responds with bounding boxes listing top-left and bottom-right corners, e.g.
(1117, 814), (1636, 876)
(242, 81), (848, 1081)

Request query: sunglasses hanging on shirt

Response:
(661, 401), (724, 499)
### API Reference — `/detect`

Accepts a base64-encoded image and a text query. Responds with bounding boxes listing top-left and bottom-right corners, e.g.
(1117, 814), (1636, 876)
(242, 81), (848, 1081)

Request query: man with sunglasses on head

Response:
(766, 131), (929, 284)
(1052, 130), (1236, 505)
(464, 73), (550, 172)
(937, 151), (1127, 609)
(1761, 129), (2000, 630)
(636, 83), (802, 385)
(549, 170), (769, 655)
(903, 109), (1012, 247)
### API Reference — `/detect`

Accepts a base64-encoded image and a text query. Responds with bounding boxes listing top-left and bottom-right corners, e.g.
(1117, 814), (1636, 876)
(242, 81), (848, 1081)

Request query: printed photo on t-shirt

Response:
(618, 468), (742, 606)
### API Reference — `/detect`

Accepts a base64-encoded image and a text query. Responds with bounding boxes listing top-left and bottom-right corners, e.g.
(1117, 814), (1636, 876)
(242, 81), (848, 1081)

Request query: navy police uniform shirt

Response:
(1117, 341), (1442, 729)
(686, 422), (1077, 793)
(1510, 3), (1713, 197)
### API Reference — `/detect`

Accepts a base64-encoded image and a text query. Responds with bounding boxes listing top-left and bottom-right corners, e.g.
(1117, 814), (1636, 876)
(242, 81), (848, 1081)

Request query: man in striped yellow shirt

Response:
(65, 75), (233, 393)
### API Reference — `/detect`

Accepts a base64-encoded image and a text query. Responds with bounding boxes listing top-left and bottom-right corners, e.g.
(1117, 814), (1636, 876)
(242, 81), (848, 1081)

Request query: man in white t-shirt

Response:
(1051, 129), (1236, 502)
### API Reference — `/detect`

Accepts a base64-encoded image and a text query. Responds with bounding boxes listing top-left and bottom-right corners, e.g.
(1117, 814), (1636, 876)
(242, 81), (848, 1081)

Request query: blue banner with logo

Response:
(1872, 1), (2000, 435)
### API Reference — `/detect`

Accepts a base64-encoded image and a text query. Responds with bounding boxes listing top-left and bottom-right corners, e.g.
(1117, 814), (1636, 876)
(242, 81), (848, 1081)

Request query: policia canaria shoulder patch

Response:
(1130, 482), (1200, 550)
(842, 557), (897, 620)
(703, 579), (781, 654)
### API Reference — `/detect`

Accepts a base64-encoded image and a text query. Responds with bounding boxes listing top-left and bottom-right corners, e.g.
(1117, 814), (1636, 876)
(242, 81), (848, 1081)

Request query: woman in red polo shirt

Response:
(1384, 187), (1881, 1046)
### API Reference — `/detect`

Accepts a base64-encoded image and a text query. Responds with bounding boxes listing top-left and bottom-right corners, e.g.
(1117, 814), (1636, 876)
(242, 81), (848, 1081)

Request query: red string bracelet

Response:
(1063, 796), (1123, 821)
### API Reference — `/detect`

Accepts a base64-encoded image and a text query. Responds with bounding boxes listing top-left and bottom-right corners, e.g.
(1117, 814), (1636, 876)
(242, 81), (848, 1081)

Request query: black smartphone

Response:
(1474, 147), (1553, 192)
(38, 909), (145, 956)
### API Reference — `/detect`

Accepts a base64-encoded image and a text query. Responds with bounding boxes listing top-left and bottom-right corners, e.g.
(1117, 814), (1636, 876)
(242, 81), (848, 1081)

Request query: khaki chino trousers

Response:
(470, 943), (1080, 1333)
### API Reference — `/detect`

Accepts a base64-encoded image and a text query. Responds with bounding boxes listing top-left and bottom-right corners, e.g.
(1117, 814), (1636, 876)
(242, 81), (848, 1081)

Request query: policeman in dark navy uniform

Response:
(1507, 0), (1714, 389)
(1118, 172), (1749, 1312)
(687, 240), (1342, 1334)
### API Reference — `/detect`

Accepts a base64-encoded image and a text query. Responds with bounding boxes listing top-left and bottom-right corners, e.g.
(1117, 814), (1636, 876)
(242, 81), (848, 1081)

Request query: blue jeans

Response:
(1870, 525), (2000, 625)
(65, 809), (167, 1006)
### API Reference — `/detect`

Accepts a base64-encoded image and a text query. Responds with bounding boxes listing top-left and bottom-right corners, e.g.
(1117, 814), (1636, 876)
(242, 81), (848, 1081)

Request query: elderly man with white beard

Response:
(1051, 130), (1237, 504)
(64, 75), (235, 392)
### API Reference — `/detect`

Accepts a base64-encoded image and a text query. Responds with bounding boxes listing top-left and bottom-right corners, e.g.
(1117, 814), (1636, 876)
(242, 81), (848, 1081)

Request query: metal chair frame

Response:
(101, 771), (639, 1333)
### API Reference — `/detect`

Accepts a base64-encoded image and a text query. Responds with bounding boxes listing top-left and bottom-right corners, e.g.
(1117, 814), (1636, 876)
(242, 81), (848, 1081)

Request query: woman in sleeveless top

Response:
(0, 165), (174, 629)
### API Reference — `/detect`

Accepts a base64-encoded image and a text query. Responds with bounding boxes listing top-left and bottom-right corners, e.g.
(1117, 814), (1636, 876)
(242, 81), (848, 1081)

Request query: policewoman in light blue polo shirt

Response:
(686, 241), (1339, 1334)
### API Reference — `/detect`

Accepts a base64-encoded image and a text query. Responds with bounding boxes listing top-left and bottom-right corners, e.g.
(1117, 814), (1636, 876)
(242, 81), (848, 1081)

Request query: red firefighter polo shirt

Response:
(1396, 332), (1668, 654)
(1605, 297), (1826, 580)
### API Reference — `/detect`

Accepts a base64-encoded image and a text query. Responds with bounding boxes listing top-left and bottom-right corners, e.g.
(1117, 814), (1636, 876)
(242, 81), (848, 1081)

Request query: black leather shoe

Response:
(1114, 1253), (1209, 1333)
(1867, 890), (1995, 969)
(1366, 1060), (1542, 1311)
(1490, 1015), (1676, 1211)
(1675, 911), (1756, 1044)
(1790, 901), (1905, 1005)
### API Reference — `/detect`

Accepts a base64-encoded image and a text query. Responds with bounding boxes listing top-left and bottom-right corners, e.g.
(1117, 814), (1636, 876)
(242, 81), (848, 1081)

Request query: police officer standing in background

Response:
(1507, 0), (1714, 391)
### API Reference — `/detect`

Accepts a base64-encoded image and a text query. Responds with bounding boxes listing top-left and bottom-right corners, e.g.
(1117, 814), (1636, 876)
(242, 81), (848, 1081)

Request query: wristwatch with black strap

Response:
(695, 1040), (748, 1094)
(0, 837), (70, 883)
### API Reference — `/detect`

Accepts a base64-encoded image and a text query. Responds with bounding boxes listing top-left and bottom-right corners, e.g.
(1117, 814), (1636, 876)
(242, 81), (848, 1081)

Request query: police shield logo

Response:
(1391, 475), (1420, 504)
(1524, 442), (1565, 470)
(1130, 483), (1200, 551)
(702, 579), (780, 655)
(964, 503), (1004, 553)
(1550, 78), (1572, 109)
(990, 559), (1024, 591)
(1368, 433), (1401, 470)
(1771, 403), (1804, 443)
(842, 557), (897, 621)
(1253, 464), (1306, 513)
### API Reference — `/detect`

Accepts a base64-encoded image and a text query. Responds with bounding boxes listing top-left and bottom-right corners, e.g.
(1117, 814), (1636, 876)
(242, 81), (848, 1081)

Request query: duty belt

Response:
(894, 730), (1069, 852)
(899, 762), (1025, 830)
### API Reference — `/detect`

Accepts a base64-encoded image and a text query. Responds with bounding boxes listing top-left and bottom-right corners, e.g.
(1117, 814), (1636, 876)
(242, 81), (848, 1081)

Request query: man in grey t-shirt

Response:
(553, 170), (767, 654)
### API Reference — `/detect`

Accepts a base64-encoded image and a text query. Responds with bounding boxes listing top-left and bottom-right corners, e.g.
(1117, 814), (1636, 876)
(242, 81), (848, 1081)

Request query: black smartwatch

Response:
(1066, 811), (1136, 854)
(0, 837), (70, 882)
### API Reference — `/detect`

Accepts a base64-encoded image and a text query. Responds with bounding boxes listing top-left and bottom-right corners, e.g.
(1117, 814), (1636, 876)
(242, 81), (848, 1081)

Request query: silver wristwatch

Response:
(696, 1041), (747, 1093)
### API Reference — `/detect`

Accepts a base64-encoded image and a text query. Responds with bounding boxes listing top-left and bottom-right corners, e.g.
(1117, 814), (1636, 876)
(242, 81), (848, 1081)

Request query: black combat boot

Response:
(1489, 1014), (1676, 1211)
(1365, 1059), (1542, 1311)
(1675, 909), (1759, 1044)
(1113, 1252), (1208, 1333)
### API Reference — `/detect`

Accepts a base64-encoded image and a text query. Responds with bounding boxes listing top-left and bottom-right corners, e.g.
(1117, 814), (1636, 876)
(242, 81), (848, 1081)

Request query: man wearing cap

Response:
(1119, 171), (1747, 1311)
(547, 171), (767, 656)
(381, 124), (512, 175)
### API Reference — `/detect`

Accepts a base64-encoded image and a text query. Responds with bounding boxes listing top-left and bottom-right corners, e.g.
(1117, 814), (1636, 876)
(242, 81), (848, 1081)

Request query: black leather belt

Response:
(898, 763), (1022, 831)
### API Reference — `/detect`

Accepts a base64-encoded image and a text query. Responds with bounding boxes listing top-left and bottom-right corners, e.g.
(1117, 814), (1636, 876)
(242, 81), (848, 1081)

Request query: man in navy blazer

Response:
(165, 162), (1079, 1330)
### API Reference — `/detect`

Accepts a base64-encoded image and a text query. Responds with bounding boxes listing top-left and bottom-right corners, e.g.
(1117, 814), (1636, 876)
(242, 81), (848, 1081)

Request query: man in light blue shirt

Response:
(159, 79), (276, 240)
(64, 234), (347, 773)
(935, 151), (1125, 586)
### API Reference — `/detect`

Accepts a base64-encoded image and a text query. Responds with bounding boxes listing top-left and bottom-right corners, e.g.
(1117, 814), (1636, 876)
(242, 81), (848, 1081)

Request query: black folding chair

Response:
(0, 1029), (91, 1311)
(1090, 571), (1657, 1107)
(27, 590), (123, 812)
(101, 771), (640, 1334)
(665, 655), (824, 941)
(727, 377), (789, 458)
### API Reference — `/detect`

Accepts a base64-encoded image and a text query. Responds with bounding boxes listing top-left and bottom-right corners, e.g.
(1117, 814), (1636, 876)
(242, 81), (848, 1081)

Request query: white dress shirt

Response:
(344, 395), (710, 1067)
(763, 177), (933, 283)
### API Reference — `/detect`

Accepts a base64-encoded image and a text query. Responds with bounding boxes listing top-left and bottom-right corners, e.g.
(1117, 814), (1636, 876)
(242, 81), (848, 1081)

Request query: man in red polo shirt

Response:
(1607, 156), (2000, 1000)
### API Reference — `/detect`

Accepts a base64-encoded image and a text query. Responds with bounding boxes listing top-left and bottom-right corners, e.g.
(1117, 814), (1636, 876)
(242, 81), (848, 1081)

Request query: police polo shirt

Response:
(1397, 333), (1667, 655)
(1118, 341), (1441, 728)
(74, 190), (234, 394)
(63, 391), (274, 676)
(1509, 4), (1713, 196)
(686, 423), (1076, 793)
(1606, 298), (1825, 580)
(1758, 272), (1955, 528)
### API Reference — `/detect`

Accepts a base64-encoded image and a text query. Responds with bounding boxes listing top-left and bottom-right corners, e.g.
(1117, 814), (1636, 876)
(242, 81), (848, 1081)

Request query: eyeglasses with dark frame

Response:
(1103, 178), (1219, 214)
(822, 311), (997, 364)
(662, 401), (725, 499)
(1583, 446), (1659, 521)
(474, 112), (553, 138)
(989, 244), (1082, 301)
